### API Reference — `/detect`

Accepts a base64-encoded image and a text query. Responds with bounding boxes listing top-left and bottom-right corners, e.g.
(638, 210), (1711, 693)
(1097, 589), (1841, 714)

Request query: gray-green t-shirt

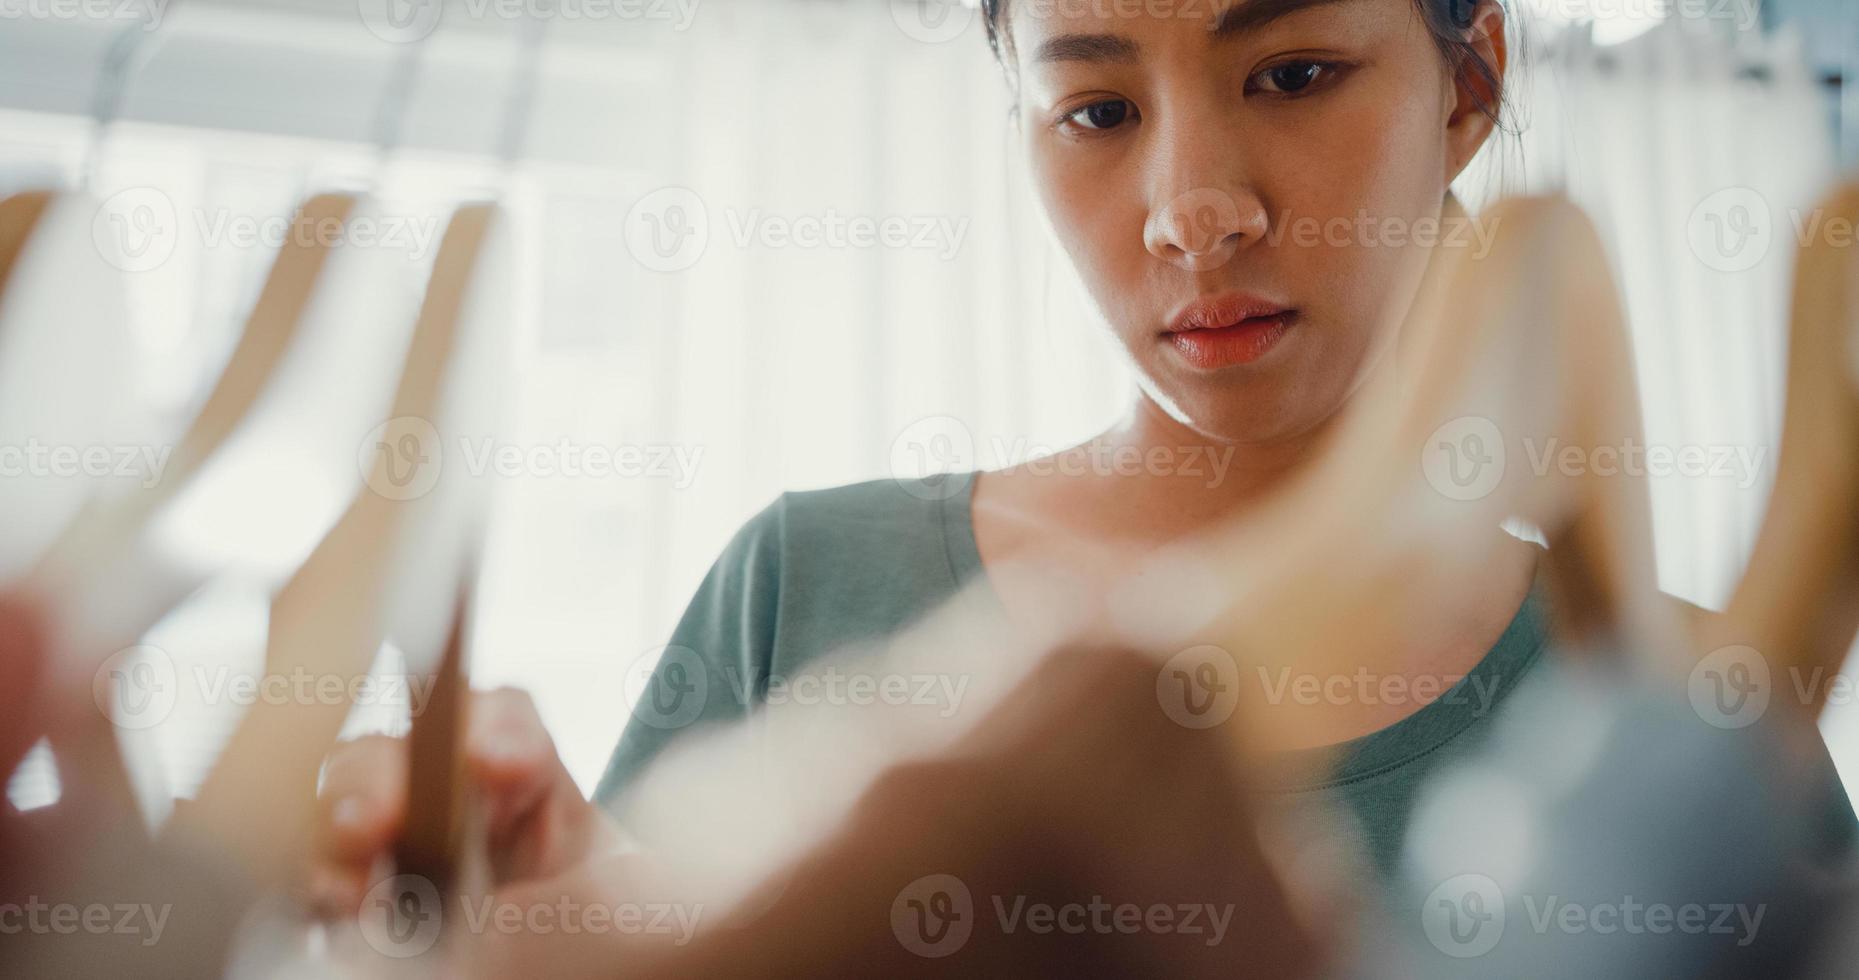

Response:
(593, 471), (1855, 878)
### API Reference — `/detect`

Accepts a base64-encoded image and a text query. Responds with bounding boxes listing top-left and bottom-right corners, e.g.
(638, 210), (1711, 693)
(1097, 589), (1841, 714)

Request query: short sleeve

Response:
(591, 496), (785, 812)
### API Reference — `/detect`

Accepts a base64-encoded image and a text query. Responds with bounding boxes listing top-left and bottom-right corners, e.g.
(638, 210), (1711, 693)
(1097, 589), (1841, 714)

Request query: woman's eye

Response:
(1250, 61), (1337, 96)
(1058, 99), (1135, 133)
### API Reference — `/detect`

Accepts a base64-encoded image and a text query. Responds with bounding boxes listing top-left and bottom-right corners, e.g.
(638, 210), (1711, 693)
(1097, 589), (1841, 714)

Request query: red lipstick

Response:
(1163, 293), (1297, 370)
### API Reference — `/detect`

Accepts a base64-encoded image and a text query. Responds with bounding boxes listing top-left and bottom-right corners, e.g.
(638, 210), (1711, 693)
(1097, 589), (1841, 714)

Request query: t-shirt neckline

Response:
(935, 466), (1550, 792)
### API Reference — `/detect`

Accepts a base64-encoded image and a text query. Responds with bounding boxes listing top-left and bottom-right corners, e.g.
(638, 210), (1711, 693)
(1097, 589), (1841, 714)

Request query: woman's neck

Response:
(1078, 392), (1349, 537)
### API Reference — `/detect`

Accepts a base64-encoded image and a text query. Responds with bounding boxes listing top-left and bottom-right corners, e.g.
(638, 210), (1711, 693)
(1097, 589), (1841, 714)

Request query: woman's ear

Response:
(1444, 0), (1509, 184)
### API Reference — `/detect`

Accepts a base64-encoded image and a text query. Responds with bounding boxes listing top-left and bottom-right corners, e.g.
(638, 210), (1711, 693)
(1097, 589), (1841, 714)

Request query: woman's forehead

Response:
(1004, 0), (1401, 63)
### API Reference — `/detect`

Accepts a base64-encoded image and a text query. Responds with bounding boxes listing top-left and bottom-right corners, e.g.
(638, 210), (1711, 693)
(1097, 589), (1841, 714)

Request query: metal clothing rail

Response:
(0, 2), (667, 172)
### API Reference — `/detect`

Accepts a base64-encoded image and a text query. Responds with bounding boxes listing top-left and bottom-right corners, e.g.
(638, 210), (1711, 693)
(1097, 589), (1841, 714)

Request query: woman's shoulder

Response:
(724, 472), (976, 565)
(700, 472), (981, 623)
(775, 471), (976, 524)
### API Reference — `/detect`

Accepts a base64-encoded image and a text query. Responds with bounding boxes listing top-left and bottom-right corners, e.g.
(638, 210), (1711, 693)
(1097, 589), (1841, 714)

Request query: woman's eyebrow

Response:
(1031, 32), (1141, 66)
(1031, 0), (1357, 66)
(1210, 0), (1357, 37)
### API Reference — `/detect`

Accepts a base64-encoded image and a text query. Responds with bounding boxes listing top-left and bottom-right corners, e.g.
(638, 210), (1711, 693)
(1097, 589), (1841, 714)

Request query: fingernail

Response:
(483, 732), (541, 766)
(332, 796), (368, 831)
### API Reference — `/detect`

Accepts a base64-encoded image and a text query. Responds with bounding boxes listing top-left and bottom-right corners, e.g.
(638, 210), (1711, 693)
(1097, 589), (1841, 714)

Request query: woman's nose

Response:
(1144, 186), (1269, 273)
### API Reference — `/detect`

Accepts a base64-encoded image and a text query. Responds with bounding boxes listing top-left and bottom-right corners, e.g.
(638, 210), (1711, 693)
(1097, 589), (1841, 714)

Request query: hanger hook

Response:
(370, 24), (436, 176)
(495, 7), (549, 173)
(82, 6), (177, 190)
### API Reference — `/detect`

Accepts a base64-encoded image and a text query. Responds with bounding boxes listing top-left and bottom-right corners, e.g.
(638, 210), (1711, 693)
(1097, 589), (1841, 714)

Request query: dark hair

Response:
(978, 0), (1510, 125)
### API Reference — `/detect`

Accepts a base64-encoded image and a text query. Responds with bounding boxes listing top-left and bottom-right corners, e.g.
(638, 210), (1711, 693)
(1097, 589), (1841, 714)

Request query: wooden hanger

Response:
(170, 201), (506, 892)
(27, 192), (357, 595)
(0, 191), (139, 582)
(395, 566), (480, 905)
(1701, 180), (1859, 717)
(0, 184), (360, 976)
(0, 190), (105, 783)
(10, 193), (358, 827)
(1, 201), (506, 978)
(0, 191), (53, 300)
(1090, 193), (1680, 758)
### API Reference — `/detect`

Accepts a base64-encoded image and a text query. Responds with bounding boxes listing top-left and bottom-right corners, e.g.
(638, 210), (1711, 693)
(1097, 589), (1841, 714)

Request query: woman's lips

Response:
(1164, 311), (1298, 370)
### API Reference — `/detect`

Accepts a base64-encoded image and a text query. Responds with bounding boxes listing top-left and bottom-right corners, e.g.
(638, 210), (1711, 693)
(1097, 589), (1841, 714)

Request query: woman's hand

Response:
(305, 687), (624, 915)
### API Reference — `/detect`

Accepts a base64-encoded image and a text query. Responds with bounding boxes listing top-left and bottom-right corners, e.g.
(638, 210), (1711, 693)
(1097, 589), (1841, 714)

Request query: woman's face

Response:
(1008, 0), (1502, 445)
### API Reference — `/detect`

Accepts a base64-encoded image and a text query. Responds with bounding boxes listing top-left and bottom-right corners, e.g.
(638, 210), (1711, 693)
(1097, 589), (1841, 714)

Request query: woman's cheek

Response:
(1041, 178), (1150, 317)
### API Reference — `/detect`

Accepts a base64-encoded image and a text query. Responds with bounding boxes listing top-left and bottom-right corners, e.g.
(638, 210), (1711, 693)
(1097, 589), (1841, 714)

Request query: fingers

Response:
(318, 734), (409, 863)
(315, 688), (557, 868)
(466, 687), (564, 842)
(308, 688), (599, 915)
(309, 733), (408, 913)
